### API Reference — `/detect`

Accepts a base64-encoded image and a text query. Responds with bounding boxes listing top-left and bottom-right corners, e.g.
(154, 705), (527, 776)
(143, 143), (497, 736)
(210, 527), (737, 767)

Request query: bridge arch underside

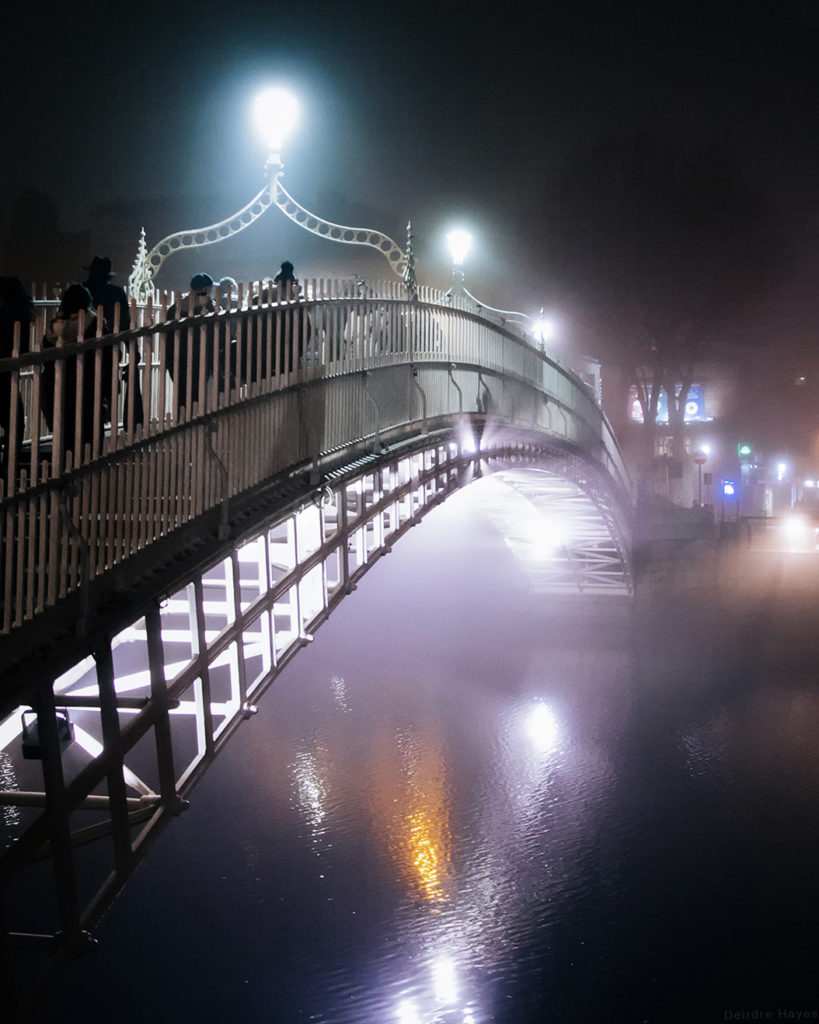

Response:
(0, 425), (631, 1012)
(475, 457), (633, 598)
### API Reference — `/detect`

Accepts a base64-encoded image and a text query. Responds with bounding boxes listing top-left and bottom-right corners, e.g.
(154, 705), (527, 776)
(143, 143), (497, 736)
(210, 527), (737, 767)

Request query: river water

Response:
(37, 481), (819, 1023)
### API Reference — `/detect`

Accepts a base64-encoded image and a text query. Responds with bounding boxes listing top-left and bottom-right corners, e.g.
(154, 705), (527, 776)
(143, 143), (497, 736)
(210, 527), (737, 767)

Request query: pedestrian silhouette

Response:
(41, 284), (113, 466)
(165, 272), (219, 414)
(0, 277), (32, 488)
(83, 256), (130, 332)
(274, 261), (311, 369)
(83, 255), (143, 431)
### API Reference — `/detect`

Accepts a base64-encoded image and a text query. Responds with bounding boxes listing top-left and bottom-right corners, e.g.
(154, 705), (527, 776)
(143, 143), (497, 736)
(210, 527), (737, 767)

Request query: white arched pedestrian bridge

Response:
(0, 278), (632, 1018)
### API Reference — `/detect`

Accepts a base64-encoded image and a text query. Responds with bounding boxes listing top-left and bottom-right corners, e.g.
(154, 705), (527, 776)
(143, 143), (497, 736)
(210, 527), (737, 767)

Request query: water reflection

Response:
(523, 701), (560, 753)
(331, 674), (352, 713)
(396, 953), (479, 1023)
(291, 748), (329, 833)
(0, 751), (21, 832)
(42, 484), (819, 1023)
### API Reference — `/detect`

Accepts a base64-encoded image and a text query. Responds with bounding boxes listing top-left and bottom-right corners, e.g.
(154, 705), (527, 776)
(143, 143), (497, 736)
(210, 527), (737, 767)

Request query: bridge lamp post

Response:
(532, 310), (554, 351)
(693, 449), (707, 506)
(128, 88), (416, 300)
(446, 229), (473, 294)
(254, 86), (300, 173)
(444, 228), (550, 350)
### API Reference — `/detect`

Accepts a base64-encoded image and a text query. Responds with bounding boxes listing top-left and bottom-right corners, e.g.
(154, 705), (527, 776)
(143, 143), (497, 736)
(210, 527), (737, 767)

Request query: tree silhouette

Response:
(546, 133), (782, 479)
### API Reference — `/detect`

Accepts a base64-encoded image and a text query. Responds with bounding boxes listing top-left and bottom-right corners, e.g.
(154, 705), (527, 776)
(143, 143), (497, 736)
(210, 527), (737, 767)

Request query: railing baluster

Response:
(36, 479), (48, 613)
(1, 505), (9, 632)
(1, 285), (629, 635)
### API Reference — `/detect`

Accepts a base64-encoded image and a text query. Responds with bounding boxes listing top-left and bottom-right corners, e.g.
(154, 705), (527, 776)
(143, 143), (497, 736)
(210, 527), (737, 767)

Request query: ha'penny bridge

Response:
(0, 278), (633, 1015)
(0, 94), (634, 1019)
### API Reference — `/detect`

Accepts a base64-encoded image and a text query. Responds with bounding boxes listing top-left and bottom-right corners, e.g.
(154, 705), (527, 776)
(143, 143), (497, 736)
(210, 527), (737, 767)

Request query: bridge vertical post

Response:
(339, 482), (352, 595)
(228, 549), (252, 709)
(412, 368), (427, 434)
(361, 372), (383, 453)
(145, 602), (180, 809)
(94, 638), (133, 874)
(31, 684), (82, 952)
(190, 578), (215, 757)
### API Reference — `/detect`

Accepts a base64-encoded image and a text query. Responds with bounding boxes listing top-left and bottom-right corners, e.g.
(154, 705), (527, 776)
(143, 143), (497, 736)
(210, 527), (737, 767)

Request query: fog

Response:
(32, 482), (819, 1023)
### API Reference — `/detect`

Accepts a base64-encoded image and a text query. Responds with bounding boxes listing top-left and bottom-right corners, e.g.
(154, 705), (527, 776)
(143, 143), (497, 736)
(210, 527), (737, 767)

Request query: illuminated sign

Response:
(629, 384), (709, 424)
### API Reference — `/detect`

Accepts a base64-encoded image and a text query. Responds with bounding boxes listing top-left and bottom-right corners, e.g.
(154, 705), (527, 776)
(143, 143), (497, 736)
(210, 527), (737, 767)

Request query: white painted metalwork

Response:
(0, 441), (630, 1001)
(127, 158), (415, 301)
(1, 278), (630, 640)
(0, 440), (475, 1016)
(0, 276), (634, 1017)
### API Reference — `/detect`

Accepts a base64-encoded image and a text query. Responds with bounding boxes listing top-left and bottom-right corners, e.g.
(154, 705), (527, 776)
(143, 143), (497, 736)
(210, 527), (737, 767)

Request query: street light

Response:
(446, 229), (473, 292)
(532, 310), (554, 349)
(128, 89), (416, 300)
(445, 229), (472, 266)
(693, 449), (707, 506)
(253, 86), (300, 164)
(443, 228), (548, 348)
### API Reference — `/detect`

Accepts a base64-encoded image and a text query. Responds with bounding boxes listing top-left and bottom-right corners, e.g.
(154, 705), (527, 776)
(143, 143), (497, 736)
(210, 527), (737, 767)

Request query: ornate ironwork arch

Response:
(128, 165), (416, 301)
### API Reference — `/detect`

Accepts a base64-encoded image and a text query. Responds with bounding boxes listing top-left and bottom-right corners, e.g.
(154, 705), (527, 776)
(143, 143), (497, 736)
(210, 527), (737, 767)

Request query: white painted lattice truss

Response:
(0, 441), (463, 1011)
(0, 264), (635, 1016)
(486, 466), (632, 595)
(0, 438), (631, 1018)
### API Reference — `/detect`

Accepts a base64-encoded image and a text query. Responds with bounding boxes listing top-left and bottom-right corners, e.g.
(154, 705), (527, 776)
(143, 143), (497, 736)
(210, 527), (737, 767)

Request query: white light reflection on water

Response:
(431, 954), (458, 1003)
(0, 751), (21, 831)
(331, 674), (352, 713)
(291, 748), (329, 833)
(524, 701), (560, 753)
(397, 999), (422, 1024)
(394, 954), (479, 1023)
(40, 482), (629, 1024)
(373, 695), (578, 1024)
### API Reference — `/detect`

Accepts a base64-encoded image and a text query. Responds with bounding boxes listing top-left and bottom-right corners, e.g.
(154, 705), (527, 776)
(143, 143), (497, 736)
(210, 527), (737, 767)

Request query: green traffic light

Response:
(738, 443), (752, 457)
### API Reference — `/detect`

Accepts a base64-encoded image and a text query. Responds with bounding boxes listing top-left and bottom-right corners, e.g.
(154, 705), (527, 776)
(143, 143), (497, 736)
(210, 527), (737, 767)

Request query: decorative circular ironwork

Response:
(273, 178), (408, 279)
(129, 184), (275, 297)
(128, 171), (411, 300)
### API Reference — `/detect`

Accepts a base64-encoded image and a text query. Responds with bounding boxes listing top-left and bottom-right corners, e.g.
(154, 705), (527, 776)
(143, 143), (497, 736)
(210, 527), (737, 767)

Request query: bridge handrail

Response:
(0, 277), (631, 635)
(3, 278), (626, 476)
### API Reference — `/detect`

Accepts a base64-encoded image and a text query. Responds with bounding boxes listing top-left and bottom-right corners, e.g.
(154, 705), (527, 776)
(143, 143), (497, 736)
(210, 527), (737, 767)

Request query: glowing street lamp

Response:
(446, 229), (472, 266)
(446, 229), (473, 292)
(532, 310), (554, 349)
(444, 228), (548, 349)
(253, 86), (300, 165)
(128, 89), (416, 300)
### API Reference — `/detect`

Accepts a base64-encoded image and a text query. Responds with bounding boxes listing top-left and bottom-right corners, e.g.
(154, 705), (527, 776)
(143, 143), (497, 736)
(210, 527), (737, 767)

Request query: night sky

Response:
(3, 1), (819, 326)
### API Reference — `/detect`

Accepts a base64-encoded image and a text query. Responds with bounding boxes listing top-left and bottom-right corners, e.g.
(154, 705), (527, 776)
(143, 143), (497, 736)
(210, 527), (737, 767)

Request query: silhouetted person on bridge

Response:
(0, 277), (32, 489)
(41, 284), (114, 468)
(274, 261), (311, 369)
(83, 256), (130, 332)
(165, 272), (222, 415)
(83, 255), (143, 432)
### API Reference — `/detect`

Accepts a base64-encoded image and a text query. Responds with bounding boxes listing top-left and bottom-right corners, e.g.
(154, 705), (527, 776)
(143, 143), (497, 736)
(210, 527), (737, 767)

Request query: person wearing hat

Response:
(165, 273), (220, 414)
(82, 256), (143, 432)
(82, 256), (130, 333)
(41, 284), (115, 466)
(273, 261), (299, 298)
(272, 260), (311, 369)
